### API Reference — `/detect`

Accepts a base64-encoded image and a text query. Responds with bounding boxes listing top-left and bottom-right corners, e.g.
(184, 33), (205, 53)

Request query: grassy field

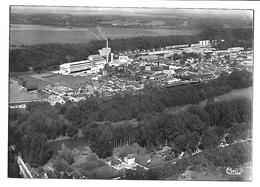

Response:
(198, 87), (253, 107)
(9, 72), (93, 104)
(47, 137), (89, 156)
(9, 79), (41, 103)
(165, 87), (253, 115)
(13, 72), (91, 90)
(215, 87), (253, 102)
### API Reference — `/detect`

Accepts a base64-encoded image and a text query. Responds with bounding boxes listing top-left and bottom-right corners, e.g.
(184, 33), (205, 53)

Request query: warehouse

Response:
(59, 60), (93, 74)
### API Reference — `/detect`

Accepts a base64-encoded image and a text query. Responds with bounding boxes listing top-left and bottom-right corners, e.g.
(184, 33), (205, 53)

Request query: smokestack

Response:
(106, 39), (108, 64)
(111, 53), (113, 63)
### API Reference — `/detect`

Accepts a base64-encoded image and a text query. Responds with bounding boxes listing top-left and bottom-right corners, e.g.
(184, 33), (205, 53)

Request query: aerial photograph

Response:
(8, 5), (253, 180)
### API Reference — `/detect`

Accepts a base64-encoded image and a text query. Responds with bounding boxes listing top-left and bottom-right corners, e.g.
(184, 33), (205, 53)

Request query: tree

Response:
(174, 134), (188, 152)
(145, 168), (161, 180)
(57, 144), (75, 165)
(8, 149), (21, 178)
(21, 133), (52, 166)
(188, 105), (211, 127)
(52, 158), (72, 173)
(233, 98), (252, 123)
(214, 126), (225, 140)
(65, 105), (83, 127)
(228, 70), (252, 89)
(217, 101), (236, 128)
(187, 132), (200, 152)
(205, 102), (220, 126)
(201, 128), (219, 149)
(88, 123), (114, 158)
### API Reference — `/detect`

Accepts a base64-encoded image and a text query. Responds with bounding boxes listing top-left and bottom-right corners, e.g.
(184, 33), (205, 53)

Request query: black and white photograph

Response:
(4, 0), (258, 183)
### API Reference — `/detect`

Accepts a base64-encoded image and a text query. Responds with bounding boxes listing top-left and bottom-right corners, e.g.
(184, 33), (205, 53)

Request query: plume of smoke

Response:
(97, 26), (107, 40)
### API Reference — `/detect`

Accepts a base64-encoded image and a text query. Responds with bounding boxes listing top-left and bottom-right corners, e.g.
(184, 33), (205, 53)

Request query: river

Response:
(10, 24), (201, 46)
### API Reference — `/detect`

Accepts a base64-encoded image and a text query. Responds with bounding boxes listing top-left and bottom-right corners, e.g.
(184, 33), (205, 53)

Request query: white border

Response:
(1, 1), (260, 187)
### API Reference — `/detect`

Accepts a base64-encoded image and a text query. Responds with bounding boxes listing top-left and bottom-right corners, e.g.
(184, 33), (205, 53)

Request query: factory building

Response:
(88, 55), (106, 69)
(199, 40), (210, 46)
(99, 47), (111, 56)
(166, 44), (189, 49)
(119, 55), (129, 64)
(227, 47), (244, 52)
(59, 40), (112, 75)
(59, 60), (93, 74)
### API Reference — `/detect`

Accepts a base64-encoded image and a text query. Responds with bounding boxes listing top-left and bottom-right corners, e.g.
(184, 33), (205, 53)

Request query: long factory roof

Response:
(60, 60), (91, 67)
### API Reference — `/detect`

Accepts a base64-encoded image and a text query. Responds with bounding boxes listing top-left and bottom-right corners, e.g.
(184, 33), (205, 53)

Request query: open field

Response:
(13, 72), (91, 90)
(9, 72), (93, 104)
(165, 87), (253, 115)
(10, 24), (201, 46)
(47, 137), (89, 156)
(215, 87), (253, 102)
(9, 79), (40, 103)
(41, 74), (90, 89)
(198, 87), (253, 108)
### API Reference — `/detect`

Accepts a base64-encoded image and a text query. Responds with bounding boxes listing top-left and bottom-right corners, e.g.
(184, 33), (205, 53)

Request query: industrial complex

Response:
(10, 39), (253, 107)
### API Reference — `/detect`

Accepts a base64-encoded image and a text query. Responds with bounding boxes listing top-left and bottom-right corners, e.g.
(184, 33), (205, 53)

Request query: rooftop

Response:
(60, 60), (91, 67)
(88, 55), (104, 61)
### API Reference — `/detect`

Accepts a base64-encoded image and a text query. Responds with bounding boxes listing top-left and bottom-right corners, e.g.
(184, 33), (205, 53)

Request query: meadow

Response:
(9, 79), (40, 103)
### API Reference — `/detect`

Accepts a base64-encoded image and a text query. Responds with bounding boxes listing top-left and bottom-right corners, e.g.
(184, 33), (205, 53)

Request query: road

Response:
(17, 155), (33, 178)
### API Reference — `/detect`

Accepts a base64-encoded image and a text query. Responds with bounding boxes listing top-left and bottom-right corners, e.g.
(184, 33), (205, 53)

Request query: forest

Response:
(8, 70), (252, 177)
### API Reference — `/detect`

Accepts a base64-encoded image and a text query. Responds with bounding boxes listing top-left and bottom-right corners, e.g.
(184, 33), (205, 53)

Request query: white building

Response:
(59, 60), (93, 74)
(166, 44), (189, 49)
(88, 55), (106, 69)
(227, 47), (244, 52)
(199, 40), (210, 46)
(119, 55), (129, 63)
(123, 155), (136, 165)
(98, 47), (111, 57)
(88, 55), (104, 62)
(9, 104), (26, 109)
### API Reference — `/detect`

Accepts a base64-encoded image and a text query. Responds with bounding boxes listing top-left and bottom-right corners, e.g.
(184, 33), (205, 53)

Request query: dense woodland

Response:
(9, 27), (253, 72)
(8, 70), (252, 177)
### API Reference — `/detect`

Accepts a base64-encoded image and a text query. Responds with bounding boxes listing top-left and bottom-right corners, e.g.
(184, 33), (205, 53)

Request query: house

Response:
(46, 95), (65, 106)
(123, 154), (136, 165)
(162, 66), (174, 76)
(111, 158), (122, 166)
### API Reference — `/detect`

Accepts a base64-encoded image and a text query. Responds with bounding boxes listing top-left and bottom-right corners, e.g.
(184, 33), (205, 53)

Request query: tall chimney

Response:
(106, 39), (108, 64)
(111, 53), (113, 63)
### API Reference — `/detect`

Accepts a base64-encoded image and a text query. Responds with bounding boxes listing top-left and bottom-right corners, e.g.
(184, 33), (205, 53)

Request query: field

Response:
(9, 72), (94, 104)
(165, 87), (253, 115)
(214, 87), (253, 102)
(13, 72), (91, 90)
(47, 137), (89, 156)
(9, 79), (40, 104)
(10, 24), (201, 46)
